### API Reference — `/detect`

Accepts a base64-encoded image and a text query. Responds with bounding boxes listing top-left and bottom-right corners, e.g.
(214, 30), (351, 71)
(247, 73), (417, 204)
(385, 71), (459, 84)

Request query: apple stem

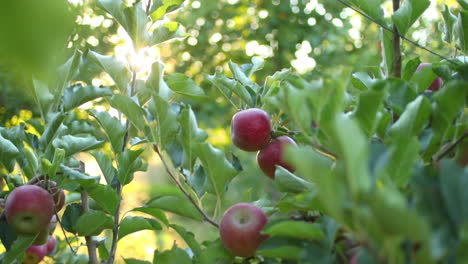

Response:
(153, 144), (220, 229)
(81, 189), (98, 264)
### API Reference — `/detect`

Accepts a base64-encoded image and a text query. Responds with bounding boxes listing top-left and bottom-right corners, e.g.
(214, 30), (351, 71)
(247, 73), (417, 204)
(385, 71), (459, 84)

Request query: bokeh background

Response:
(0, 0), (461, 262)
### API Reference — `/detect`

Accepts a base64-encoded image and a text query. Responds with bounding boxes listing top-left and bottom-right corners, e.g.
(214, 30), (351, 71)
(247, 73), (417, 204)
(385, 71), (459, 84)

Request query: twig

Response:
(153, 144), (220, 229)
(434, 132), (468, 162)
(107, 70), (138, 264)
(55, 210), (77, 255)
(392, 0), (402, 78)
(336, 0), (460, 66)
(81, 190), (98, 264)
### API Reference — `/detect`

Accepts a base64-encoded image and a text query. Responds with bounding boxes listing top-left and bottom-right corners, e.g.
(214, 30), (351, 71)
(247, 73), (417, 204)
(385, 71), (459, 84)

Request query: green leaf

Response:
(147, 61), (172, 100)
(53, 135), (104, 157)
(206, 72), (253, 106)
(392, 0), (430, 36)
(456, 10), (468, 53)
(228, 60), (260, 92)
(257, 237), (303, 260)
(170, 224), (202, 258)
(194, 143), (238, 197)
(0, 133), (20, 172)
(55, 50), (82, 108)
(88, 51), (131, 93)
(85, 183), (120, 214)
(144, 195), (203, 221)
(148, 95), (179, 150)
(39, 112), (67, 152)
(32, 79), (54, 118)
(264, 221), (325, 240)
(351, 82), (386, 136)
(442, 5), (458, 43)
(351, 72), (378, 91)
(165, 73), (205, 98)
(0, 218), (17, 250)
(108, 94), (146, 131)
(123, 2), (148, 50)
(76, 211), (115, 236)
(3, 235), (36, 264)
(96, 0), (129, 35)
(187, 165), (207, 198)
(49, 147), (65, 179)
(386, 136), (420, 187)
(199, 239), (234, 264)
(117, 148), (147, 185)
(60, 165), (100, 186)
(118, 216), (162, 241)
(153, 244), (192, 264)
(331, 114), (371, 198)
(386, 79), (418, 115)
(347, 0), (385, 24)
(90, 110), (126, 153)
(380, 29), (394, 76)
(389, 95), (431, 138)
(274, 166), (315, 194)
(148, 22), (186, 47)
(91, 151), (117, 185)
(410, 63), (439, 93)
(150, 0), (185, 20)
(440, 159), (468, 227)
(62, 85), (113, 112)
(62, 203), (84, 234)
(402, 57), (421, 81)
(178, 105), (207, 170)
(131, 207), (169, 226)
(431, 81), (468, 138)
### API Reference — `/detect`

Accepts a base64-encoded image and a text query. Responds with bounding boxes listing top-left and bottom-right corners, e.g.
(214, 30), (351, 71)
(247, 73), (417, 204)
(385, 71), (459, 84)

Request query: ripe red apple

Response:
(257, 136), (297, 179)
(35, 180), (66, 212)
(5, 185), (55, 235)
(219, 203), (269, 257)
(46, 236), (57, 255)
(231, 108), (272, 152)
(23, 244), (47, 264)
(416, 63), (443, 91)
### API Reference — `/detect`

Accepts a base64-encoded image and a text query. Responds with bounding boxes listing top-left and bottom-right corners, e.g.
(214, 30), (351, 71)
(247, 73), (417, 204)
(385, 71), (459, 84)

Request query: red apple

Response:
(257, 136), (297, 179)
(219, 203), (269, 257)
(35, 180), (66, 212)
(231, 108), (272, 152)
(23, 244), (47, 264)
(416, 63), (443, 91)
(349, 254), (358, 264)
(46, 236), (57, 255)
(5, 185), (55, 235)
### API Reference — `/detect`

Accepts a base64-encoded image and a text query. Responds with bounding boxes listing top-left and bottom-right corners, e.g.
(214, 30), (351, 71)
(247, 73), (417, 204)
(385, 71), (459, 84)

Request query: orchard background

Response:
(0, 0), (467, 263)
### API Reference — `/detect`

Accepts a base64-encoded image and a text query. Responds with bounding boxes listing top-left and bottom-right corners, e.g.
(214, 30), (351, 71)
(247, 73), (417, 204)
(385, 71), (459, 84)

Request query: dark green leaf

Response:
(117, 148), (147, 185)
(274, 167), (315, 194)
(63, 85), (113, 111)
(91, 151), (117, 185)
(165, 73), (205, 98)
(264, 221), (325, 240)
(456, 10), (468, 53)
(53, 135), (104, 157)
(3, 235), (36, 264)
(90, 110), (126, 153)
(153, 244), (192, 264)
(38, 112), (67, 152)
(108, 94), (146, 131)
(0, 133), (20, 172)
(76, 211), (115, 236)
(389, 95), (431, 138)
(170, 224), (202, 258)
(85, 183), (120, 214)
(148, 95), (179, 150)
(62, 203), (84, 234)
(178, 105), (207, 170)
(442, 5), (457, 43)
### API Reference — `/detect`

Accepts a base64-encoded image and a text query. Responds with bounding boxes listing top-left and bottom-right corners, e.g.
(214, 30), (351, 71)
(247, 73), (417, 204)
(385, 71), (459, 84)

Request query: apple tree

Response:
(0, 0), (467, 264)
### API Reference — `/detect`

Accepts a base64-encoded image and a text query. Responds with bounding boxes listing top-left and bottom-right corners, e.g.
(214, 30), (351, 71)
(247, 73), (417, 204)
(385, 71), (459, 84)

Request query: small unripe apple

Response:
(36, 180), (66, 212)
(416, 63), (443, 91)
(46, 236), (57, 255)
(5, 185), (55, 235)
(257, 136), (297, 179)
(23, 244), (47, 264)
(231, 108), (272, 152)
(219, 203), (269, 257)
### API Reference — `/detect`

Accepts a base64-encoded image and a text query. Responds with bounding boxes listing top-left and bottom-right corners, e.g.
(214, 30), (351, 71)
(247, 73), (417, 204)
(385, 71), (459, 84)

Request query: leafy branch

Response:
(433, 131), (468, 162)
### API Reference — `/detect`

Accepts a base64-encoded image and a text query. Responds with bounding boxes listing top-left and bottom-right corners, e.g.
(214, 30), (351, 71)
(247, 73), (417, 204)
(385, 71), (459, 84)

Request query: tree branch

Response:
(152, 144), (220, 229)
(434, 132), (468, 162)
(392, 0), (402, 78)
(81, 190), (98, 264)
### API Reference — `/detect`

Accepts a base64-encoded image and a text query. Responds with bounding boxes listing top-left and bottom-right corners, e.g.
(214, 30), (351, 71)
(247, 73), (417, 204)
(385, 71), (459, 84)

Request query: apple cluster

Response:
(3, 181), (63, 263)
(231, 108), (297, 179)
